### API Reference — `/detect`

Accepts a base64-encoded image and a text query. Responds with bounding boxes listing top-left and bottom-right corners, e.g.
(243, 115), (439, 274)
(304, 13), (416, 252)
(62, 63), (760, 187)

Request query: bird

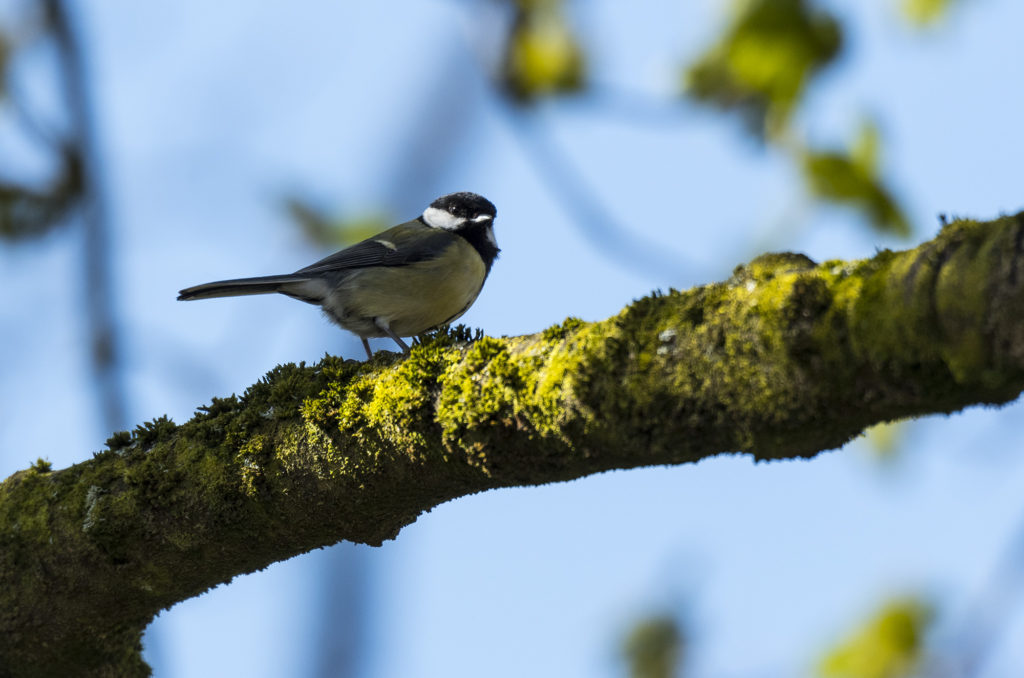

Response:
(178, 192), (499, 359)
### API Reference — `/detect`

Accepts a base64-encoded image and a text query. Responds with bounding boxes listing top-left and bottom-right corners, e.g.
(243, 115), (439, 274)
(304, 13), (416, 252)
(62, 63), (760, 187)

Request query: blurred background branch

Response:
(47, 0), (126, 433)
(0, 0), (126, 433)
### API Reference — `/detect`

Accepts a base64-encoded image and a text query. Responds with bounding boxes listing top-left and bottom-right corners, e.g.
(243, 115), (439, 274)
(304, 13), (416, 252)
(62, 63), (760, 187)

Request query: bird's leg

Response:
(374, 318), (410, 354)
(361, 337), (373, 360)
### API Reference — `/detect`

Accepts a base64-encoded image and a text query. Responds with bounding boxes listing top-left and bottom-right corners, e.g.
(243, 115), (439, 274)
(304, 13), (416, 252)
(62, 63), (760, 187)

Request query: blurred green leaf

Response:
(501, 0), (585, 102)
(284, 196), (391, 248)
(863, 420), (906, 462)
(683, 0), (842, 137)
(851, 120), (880, 175)
(903, 0), (956, 26)
(800, 124), (910, 236)
(623, 616), (684, 678)
(819, 598), (932, 678)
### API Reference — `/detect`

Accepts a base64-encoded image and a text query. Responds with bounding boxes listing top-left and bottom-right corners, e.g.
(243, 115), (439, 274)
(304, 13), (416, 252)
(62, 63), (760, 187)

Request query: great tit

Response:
(178, 192), (499, 359)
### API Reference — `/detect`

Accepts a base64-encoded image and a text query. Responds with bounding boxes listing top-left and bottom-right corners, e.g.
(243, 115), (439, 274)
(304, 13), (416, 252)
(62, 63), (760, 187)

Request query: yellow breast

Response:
(338, 238), (487, 337)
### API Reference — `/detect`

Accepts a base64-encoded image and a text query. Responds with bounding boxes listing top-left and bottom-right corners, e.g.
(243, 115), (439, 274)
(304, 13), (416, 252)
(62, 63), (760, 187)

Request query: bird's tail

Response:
(177, 274), (314, 301)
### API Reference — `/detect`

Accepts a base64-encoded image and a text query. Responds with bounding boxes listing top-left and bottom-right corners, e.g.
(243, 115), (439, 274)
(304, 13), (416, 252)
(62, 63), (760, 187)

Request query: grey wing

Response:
(296, 221), (456, 275)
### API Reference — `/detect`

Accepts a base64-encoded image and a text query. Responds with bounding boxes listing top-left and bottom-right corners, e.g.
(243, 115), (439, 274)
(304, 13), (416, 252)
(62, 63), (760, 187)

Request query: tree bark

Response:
(2, 212), (1023, 677)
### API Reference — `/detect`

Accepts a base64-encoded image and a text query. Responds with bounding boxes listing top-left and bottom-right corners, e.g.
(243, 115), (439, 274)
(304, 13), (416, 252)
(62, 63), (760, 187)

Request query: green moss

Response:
(541, 316), (586, 342)
(29, 458), (51, 473)
(132, 415), (176, 450)
(932, 222), (1001, 384)
(435, 337), (521, 471)
(234, 433), (266, 498)
(733, 251), (818, 283)
(415, 323), (485, 347)
(104, 431), (132, 452)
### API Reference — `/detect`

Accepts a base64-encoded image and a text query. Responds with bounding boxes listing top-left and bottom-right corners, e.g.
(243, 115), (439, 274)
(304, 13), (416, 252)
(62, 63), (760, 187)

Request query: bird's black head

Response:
(421, 192), (500, 273)
(421, 192), (497, 231)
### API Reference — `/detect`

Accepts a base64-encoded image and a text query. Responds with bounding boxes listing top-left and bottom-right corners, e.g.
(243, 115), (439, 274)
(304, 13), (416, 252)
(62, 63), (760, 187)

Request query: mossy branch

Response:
(3, 212), (1024, 677)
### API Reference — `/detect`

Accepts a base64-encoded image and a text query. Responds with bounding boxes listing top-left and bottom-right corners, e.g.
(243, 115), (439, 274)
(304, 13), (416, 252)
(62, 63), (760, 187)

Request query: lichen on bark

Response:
(2, 212), (1023, 677)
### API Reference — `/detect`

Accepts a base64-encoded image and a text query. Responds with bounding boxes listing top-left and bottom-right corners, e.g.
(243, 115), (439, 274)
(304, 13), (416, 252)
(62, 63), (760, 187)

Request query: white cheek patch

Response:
(422, 207), (466, 230)
(471, 214), (493, 223)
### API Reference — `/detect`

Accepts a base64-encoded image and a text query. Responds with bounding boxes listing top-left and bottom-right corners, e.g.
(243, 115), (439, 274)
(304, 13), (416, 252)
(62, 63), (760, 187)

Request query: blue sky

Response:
(2, 1), (1024, 676)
